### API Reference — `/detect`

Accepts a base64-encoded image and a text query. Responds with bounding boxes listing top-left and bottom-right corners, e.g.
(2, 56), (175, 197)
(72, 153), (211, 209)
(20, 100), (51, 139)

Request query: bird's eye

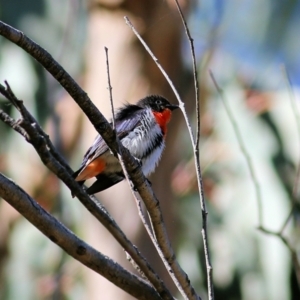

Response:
(156, 99), (162, 105)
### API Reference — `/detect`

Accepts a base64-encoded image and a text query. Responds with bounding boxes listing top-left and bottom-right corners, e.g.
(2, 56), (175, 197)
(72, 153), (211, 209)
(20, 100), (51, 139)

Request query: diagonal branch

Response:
(0, 109), (29, 138)
(0, 82), (172, 300)
(0, 173), (162, 300)
(173, 0), (200, 145)
(0, 20), (118, 156)
(125, 15), (204, 300)
(104, 47), (174, 300)
(0, 19), (198, 300)
(172, 2), (215, 298)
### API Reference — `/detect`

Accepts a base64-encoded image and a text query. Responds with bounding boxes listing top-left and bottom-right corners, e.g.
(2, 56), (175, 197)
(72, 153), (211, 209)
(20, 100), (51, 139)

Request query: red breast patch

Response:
(153, 109), (172, 135)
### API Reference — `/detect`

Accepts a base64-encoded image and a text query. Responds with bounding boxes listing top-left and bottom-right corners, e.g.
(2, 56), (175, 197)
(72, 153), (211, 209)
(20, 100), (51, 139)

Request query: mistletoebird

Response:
(73, 95), (179, 195)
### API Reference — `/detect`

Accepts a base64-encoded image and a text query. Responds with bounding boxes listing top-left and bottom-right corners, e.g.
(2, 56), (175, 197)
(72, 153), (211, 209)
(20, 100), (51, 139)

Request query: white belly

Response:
(120, 110), (165, 176)
(141, 142), (165, 175)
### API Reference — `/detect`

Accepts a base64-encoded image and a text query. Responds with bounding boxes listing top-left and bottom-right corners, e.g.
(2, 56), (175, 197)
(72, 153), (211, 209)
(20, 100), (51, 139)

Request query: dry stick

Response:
(173, 0), (201, 145)
(109, 144), (169, 286)
(0, 20), (118, 161)
(172, 2), (214, 299)
(0, 21), (180, 300)
(209, 71), (264, 226)
(118, 154), (180, 300)
(0, 82), (169, 300)
(105, 47), (116, 131)
(125, 16), (203, 300)
(104, 47), (175, 300)
(0, 20), (196, 300)
(118, 157), (177, 300)
(104, 46), (189, 299)
(280, 65), (300, 234)
(0, 82), (75, 176)
(0, 174), (162, 300)
(0, 21), (179, 299)
(0, 108), (29, 138)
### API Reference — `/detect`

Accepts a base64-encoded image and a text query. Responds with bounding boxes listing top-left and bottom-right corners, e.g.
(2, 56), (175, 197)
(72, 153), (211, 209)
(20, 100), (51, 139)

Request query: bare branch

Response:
(0, 18), (202, 300)
(105, 46), (116, 131)
(173, 0), (200, 146)
(172, 2), (215, 298)
(0, 173), (162, 300)
(0, 21), (184, 299)
(125, 15), (205, 300)
(0, 81), (171, 300)
(0, 106), (29, 139)
(104, 47), (174, 300)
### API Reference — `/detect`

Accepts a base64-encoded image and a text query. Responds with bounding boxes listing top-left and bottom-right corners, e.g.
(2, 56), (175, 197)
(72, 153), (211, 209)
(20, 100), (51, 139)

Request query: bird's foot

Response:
(145, 178), (152, 186)
(134, 158), (143, 168)
(129, 180), (138, 192)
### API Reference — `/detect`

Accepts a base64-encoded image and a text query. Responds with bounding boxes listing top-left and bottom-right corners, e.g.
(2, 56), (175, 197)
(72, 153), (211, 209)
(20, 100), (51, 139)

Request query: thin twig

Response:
(172, 2), (214, 298)
(0, 110), (29, 139)
(209, 71), (263, 226)
(0, 20), (119, 158)
(105, 47), (116, 130)
(125, 15), (203, 300)
(173, 0), (200, 146)
(0, 20), (180, 299)
(104, 47), (175, 300)
(2, 81), (73, 174)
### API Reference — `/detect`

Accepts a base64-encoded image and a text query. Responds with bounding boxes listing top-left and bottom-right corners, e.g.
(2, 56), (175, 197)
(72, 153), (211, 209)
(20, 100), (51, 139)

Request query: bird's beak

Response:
(167, 104), (179, 111)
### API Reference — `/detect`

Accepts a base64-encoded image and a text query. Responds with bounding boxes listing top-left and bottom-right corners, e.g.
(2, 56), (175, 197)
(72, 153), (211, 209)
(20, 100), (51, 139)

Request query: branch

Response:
(0, 20), (184, 298)
(125, 15), (204, 300)
(0, 20), (117, 158)
(0, 19), (198, 300)
(104, 47), (174, 300)
(0, 173), (162, 300)
(0, 109), (29, 138)
(172, 2), (214, 298)
(0, 81), (175, 299)
(173, 0), (200, 145)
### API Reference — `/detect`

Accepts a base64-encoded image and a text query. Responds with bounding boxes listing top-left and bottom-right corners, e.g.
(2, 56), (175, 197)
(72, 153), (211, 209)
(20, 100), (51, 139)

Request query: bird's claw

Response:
(134, 158), (142, 168)
(130, 180), (138, 192)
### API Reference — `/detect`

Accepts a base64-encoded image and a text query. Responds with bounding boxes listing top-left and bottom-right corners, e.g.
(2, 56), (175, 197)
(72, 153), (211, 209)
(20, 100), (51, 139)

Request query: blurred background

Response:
(1, 0), (300, 299)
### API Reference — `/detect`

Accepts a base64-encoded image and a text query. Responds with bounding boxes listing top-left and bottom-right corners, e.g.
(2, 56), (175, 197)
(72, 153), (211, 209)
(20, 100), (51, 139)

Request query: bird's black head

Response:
(138, 95), (179, 112)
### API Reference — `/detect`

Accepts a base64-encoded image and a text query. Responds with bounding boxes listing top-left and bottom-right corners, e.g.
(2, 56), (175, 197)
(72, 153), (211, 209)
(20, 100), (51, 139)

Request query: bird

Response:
(73, 95), (179, 195)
